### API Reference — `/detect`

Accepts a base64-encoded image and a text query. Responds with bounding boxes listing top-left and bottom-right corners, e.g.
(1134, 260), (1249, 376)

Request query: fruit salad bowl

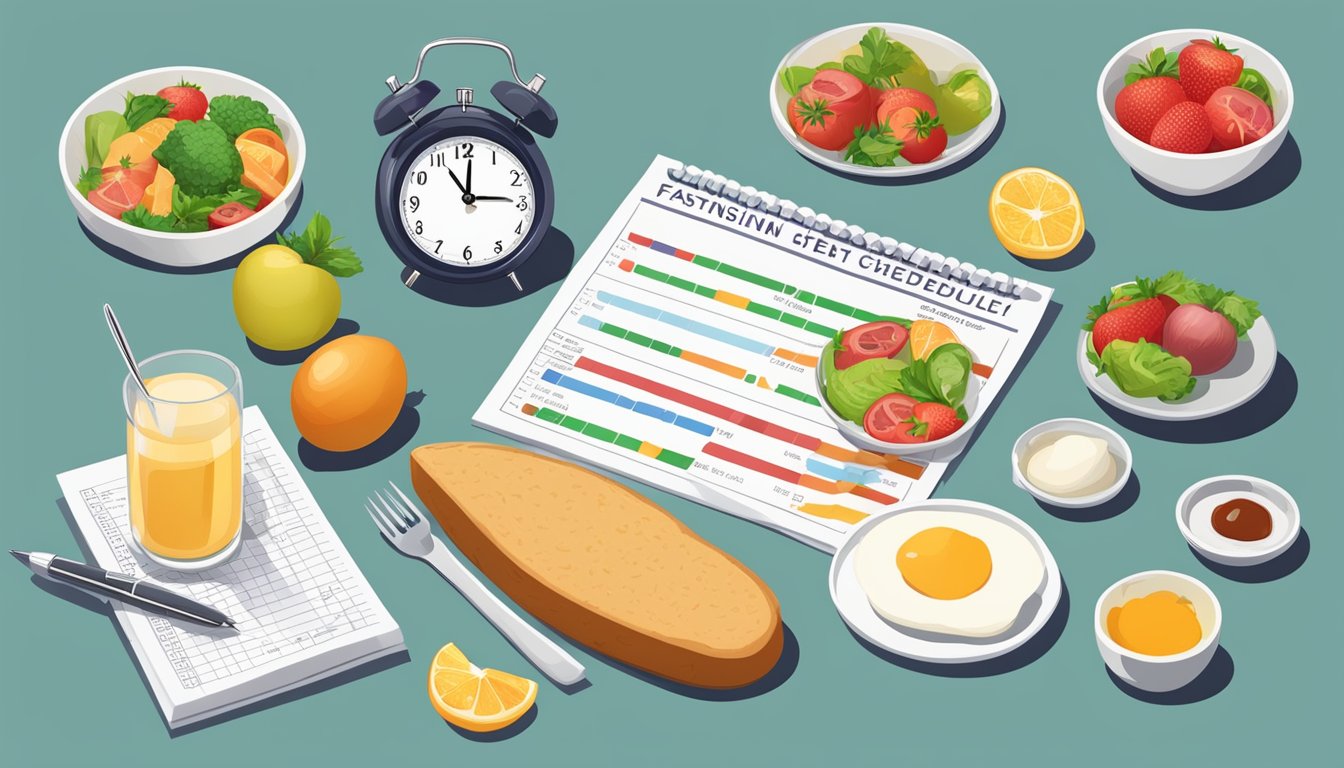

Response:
(1097, 29), (1292, 196)
(59, 66), (306, 268)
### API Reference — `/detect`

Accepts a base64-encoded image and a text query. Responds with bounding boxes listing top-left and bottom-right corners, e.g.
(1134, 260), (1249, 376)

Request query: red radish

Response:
(1162, 303), (1238, 375)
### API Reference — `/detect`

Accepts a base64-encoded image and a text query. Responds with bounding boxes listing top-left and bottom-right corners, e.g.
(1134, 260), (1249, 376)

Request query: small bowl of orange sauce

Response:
(1176, 475), (1301, 567)
(1094, 570), (1222, 693)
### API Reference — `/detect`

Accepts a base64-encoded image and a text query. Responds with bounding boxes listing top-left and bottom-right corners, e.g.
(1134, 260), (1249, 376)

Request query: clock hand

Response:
(471, 195), (514, 202)
(465, 158), (473, 195)
(448, 168), (467, 195)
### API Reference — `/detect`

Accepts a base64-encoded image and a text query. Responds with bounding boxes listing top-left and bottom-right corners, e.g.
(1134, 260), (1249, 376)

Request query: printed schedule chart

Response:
(477, 156), (1053, 551)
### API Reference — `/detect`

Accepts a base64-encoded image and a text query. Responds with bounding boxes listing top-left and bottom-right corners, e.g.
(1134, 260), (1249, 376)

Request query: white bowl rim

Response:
(1095, 28), (1294, 161)
(1093, 569), (1222, 664)
(58, 65), (306, 241)
(816, 338), (983, 454)
(1011, 417), (1133, 507)
(1174, 473), (1302, 561)
(769, 21), (1001, 178)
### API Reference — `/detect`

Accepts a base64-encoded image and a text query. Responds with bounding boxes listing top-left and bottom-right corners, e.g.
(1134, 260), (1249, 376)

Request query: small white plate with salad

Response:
(1077, 271), (1276, 421)
(769, 23), (1001, 177)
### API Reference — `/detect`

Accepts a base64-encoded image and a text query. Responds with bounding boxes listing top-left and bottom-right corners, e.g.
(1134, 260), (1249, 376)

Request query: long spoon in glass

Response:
(104, 304), (171, 434)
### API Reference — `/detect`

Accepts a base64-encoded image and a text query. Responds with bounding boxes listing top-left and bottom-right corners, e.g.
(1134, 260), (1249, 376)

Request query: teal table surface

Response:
(2, 0), (1339, 764)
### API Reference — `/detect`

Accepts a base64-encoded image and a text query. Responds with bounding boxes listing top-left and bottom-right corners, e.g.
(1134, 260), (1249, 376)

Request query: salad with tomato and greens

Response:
(75, 82), (292, 233)
(821, 318), (974, 444)
(778, 27), (993, 167)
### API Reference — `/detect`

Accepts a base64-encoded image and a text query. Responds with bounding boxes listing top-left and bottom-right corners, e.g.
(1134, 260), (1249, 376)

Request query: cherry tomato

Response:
(88, 176), (145, 219)
(1204, 86), (1273, 149)
(863, 393), (921, 443)
(834, 321), (910, 369)
(208, 202), (255, 230)
(787, 70), (872, 151)
(875, 87), (936, 132)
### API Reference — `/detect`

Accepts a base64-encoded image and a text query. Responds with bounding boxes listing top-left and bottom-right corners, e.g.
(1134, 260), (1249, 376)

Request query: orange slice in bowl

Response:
(428, 643), (537, 732)
(236, 137), (288, 183)
(909, 319), (962, 360)
(239, 152), (286, 209)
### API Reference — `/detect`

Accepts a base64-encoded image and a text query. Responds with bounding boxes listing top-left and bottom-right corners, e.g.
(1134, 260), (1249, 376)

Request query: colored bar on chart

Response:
(539, 369), (715, 437)
(795, 503), (869, 525)
(521, 403), (695, 470)
(596, 290), (776, 356)
(774, 384), (821, 406)
(574, 355), (926, 480)
(702, 442), (899, 505)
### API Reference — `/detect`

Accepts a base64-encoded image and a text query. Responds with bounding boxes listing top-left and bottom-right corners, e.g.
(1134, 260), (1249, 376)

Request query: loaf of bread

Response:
(410, 442), (783, 689)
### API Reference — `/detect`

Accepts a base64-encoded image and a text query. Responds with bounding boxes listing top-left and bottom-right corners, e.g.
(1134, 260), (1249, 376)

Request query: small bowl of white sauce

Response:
(1012, 418), (1133, 509)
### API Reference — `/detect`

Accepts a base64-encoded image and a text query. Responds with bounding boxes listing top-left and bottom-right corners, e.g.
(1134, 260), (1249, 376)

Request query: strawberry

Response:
(1085, 279), (1172, 356)
(1113, 47), (1188, 142)
(903, 402), (965, 442)
(1178, 38), (1244, 104)
(1150, 102), (1214, 154)
(157, 81), (208, 122)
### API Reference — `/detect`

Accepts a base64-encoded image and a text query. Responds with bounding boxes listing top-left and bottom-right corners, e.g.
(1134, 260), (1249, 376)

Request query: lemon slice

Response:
(428, 643), (538, 732)
(909, 319), (962, 360)
(989, 168), (1085, 260)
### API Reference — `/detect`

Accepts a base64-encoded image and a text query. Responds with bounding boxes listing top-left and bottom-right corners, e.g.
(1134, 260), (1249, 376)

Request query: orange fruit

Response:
(101, 132), (154, 170)
(988, 168), (1085, 260)
(290, 335), (407, 452)
(240, 151), (286, 209)
(237, 127), (288, 158)
(142, 166), (176, 216)
(236, 137), (289, 182)
(134, 117), (177, 150)
(909, 319), (962, 360)
(428, 643), (537, 732)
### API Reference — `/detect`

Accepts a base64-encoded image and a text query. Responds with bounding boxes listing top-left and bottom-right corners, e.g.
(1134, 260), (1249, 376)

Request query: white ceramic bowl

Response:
(1095, 570), (1222, 693)
(770, 22), (1001, 178)
(1097, 29), (1293, 196)
(1011, 418), (1132, 508)
(816, 340), (982, 456)
(1176, 474), (1301, 567)
(59, 66), (306, 269)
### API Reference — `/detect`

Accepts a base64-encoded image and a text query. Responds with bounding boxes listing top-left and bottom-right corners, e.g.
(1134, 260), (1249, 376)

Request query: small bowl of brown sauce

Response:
(1176, 475), (1301, 567)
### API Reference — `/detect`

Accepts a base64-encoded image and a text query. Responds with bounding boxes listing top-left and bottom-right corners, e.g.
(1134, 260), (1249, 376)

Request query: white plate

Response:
(1011, 418), (1133, 509)
(830, 499), (1062, 664)
(1077, 316), (1277, 421)
(769, 23), (1001, 178)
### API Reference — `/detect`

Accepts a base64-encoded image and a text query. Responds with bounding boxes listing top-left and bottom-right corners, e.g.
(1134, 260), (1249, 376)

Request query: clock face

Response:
(397, 136), (536, 267)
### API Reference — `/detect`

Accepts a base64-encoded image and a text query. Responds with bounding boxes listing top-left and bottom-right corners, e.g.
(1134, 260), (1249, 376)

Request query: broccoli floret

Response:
(207, 95), (280, 141)
(152, 121), (243, 196)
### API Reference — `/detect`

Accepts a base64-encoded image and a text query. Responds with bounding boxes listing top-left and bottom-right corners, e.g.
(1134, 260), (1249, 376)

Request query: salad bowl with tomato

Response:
(59, 66), (305, 268)
(817, 318), (983, 456)
(770, 23), (1001, 178)
(1097, 29), (1293, 196)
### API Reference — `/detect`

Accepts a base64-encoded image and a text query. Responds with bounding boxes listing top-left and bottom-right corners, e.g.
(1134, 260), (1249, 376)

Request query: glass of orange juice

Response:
(124, 350), (243, 570)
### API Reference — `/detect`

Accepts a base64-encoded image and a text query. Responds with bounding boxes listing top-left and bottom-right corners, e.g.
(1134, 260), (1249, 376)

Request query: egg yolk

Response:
(896, 527), (992, 600)
(1107, 590), (1202, 656)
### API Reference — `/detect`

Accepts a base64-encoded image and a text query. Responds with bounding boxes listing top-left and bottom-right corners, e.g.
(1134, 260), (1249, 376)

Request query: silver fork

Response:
(366, 482), (586, 686)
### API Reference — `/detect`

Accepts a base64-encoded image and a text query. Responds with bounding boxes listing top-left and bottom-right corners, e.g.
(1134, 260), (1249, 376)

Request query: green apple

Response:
(231, 213), (362, 351)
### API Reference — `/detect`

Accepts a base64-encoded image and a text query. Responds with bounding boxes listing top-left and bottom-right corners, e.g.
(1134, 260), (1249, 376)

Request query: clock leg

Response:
(508, 272), (523, 292)
(404, 269), (421, 289)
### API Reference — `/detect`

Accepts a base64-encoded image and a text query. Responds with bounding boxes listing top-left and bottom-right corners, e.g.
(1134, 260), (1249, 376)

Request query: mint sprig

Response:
(276, 212), (363, 277)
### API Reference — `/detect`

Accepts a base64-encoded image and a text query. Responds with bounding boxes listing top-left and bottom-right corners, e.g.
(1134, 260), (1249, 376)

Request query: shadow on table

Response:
(1090, 354), (1297, 443)
(299, 391), (425, 472)
(78, 185), (305, 274)
(1012, 230), (1096, 272)
(802, 102), (1007, 186)
(1131, 133), (1300, 211)
(447, 703), (540, 741)
(579, 623), (799, 701)
(1189, 528), (1310, 583)
(851, 580), (1070, 678)
(49, 498), (410, 738)
(248, 318), (361, 366)
(1035, 470), (1139, 523)
(1106, 646), (1234, 704)
(403, 227), (575, 306)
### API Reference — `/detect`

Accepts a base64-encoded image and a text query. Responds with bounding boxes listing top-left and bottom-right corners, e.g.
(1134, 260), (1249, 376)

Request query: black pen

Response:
(11, 550), (237, 629)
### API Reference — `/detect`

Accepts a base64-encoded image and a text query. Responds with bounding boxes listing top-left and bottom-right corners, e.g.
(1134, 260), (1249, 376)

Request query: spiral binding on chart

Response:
(666, 162), (1028, 298)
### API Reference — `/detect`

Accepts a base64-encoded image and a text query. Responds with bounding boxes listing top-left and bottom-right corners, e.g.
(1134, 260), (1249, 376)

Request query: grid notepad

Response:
(57, 406), (403, 729)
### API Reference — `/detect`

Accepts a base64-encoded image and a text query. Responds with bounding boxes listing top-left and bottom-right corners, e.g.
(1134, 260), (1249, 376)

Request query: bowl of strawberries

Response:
(1097, 29), (1293, 196)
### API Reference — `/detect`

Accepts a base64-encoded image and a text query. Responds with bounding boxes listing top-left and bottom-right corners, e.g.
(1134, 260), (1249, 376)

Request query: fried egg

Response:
(854, 510), (1045, 638)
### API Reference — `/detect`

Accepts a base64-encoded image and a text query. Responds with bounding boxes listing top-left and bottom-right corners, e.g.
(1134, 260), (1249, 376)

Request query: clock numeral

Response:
(514, 221), (523, 235)
(434, 240), (443, 254)
(430, 152), (447, 167)
(509, 170), (523, 187)
(454, 143), (474, 159)
(491, 150), (497, 165)
(516, 195), (528, 211)
(415, 171), (427, 185)
(408, 195), (420, 213)
(463, 246), (473, 262)
(414, 220), (423, 235)
(494, 240), (503, 255)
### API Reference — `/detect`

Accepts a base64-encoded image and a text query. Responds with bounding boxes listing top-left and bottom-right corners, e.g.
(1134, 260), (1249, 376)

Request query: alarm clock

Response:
(374, 37), (558, 292)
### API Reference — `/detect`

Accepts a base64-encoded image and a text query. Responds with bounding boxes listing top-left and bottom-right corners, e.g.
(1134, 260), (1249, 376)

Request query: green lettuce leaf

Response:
(1236, 68), (1274, 108)
(84, 111), (128, 167)
(842, 27), (915, 87)
(825, 355), (906, 424)
(779, 66), (816, 95)
(1095, 339), (1196, 402)
(924, 343), (972, 406)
